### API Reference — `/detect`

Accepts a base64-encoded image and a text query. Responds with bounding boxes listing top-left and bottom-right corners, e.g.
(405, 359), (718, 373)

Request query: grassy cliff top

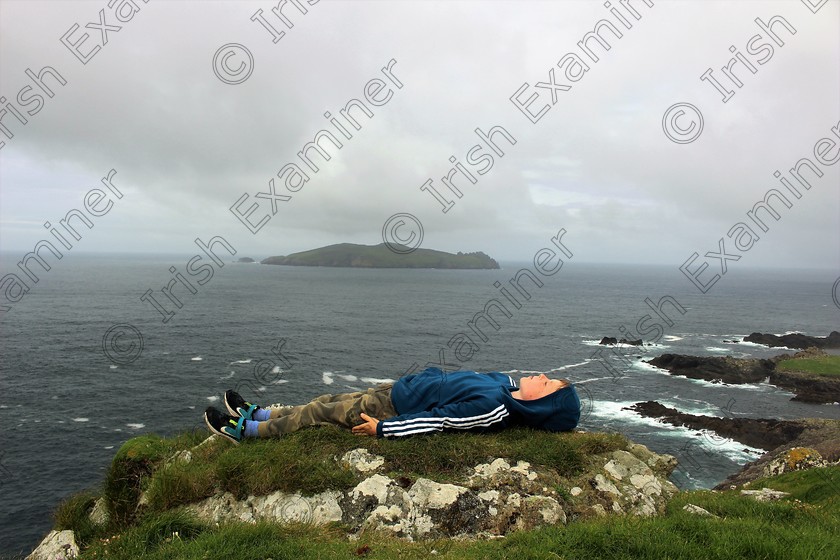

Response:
(51, 427), (840, 559)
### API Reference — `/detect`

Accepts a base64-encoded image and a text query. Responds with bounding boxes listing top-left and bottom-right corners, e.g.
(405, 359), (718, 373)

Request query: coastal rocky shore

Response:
(742, 331), (840, 350)
(645, 347), (840, 403)
(624, 400), (840, 490)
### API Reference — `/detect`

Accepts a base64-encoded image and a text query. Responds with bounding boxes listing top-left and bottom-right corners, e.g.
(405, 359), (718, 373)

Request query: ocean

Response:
(1, 254), (838, 557)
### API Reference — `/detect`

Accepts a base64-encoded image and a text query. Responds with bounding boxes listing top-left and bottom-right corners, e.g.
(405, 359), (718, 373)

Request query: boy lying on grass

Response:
(204, 367), (580, 443)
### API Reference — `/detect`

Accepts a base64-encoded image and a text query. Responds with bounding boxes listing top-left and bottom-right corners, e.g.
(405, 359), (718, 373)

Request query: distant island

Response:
(260, 243), (500, 269)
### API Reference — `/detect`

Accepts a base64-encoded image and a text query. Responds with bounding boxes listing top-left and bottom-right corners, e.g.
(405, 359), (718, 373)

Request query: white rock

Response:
(409, 478), (466, 510)
(594, 474), (621, 496)
(630, 474), (662, 496)
(473, 458), (512, 478)
(633, 498), (655, 517)
(683, 504), (718, 518)
(590, 504), (607, 516)
(740, 488), (790, 502)
(89, 497), (109, 525)
(604, 461), (627, 481)
(350, 474), (394, 504)
(341, 448), (385, 473)
(511, 461), (537, 480)
(26, 530), (79, 560)
(570, 486), (583, 496)
(478, 490), (500, 502)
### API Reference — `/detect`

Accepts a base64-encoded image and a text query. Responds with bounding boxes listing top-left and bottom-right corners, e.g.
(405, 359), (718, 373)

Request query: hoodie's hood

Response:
(502, 384), (581, 432)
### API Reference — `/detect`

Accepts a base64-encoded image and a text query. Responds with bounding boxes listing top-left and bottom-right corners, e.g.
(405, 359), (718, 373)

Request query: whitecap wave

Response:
(587, 400), (767, 461)
(360, 376), (395, 384)
(191, 357), (203, 361)
(229, 359), (252, 365)
(73, 418), (89, 422)
(206, 395), (219, 402)
(220, 371), (235, 380)
(549, 360), (592, 372)
(322, 372), (334, 385)
(126, 423), (145, 429)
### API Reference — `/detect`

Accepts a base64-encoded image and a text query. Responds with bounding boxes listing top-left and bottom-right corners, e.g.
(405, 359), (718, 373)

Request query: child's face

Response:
(515, 374), (568, 401)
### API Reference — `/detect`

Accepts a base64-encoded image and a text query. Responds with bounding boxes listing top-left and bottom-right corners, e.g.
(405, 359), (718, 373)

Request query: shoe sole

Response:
(204, 410), (241, 445)
(224, 395), (238, 418)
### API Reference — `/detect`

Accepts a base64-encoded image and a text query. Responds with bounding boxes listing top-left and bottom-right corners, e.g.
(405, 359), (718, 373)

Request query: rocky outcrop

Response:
(645, 349), (840, 403)
(645, 354), (775, 385)
(25, 530), (78, 560)
(743, 331), (840, 349)
(624, 401), (806, 450)
(714, 419), (840, 489)
(599, 337), (644, 346)
(184, 444), (678, 540)
(623, 401), (840, 490)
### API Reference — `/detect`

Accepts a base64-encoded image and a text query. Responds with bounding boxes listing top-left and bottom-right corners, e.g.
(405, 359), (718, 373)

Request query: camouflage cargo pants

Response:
(256, 383), (397, 438)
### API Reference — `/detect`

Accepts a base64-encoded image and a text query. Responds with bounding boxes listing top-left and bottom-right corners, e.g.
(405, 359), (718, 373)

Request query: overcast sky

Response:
(1, 0), (838, 268)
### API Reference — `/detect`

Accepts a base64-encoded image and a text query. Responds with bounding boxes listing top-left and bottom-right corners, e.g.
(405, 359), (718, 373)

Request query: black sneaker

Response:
(224, 390), (261, 420)
(204, 406), (246, 444)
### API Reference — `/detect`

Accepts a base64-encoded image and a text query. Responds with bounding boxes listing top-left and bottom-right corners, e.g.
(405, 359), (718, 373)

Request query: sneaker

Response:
(224, 389), (261, 420)
(204, 406), (246, 444)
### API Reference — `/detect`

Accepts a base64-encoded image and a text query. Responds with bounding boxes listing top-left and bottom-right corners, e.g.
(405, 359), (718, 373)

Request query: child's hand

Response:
(352, 413), (379, 436)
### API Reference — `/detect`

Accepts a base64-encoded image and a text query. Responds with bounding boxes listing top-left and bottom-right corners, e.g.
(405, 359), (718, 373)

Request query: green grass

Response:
(73, 466), (840, 560)
(777, 355), (840, 378)
(136, 426), (627, 514)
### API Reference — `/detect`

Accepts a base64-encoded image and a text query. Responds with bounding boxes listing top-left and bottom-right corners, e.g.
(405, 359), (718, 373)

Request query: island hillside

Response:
(260, 243), (500, 269)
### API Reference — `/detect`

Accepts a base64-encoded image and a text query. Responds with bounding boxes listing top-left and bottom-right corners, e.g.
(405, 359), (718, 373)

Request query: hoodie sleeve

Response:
(376, 398), (510, 438)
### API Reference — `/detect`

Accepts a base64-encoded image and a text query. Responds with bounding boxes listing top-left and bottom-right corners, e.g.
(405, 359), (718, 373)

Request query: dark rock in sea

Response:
(744, 331), (840, 349)
(237, 257), (256, 263)
(714, 417), (840, 489)
(599, 337), (643, 346)
(645, 349), (840, 404)
(624, 401), (840, 489)
(623, 401), (805, 450)
(646, 354), (774, 384)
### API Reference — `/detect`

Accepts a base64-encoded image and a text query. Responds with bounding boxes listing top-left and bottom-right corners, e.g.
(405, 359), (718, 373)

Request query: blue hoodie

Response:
(376, 367), (581, 438)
